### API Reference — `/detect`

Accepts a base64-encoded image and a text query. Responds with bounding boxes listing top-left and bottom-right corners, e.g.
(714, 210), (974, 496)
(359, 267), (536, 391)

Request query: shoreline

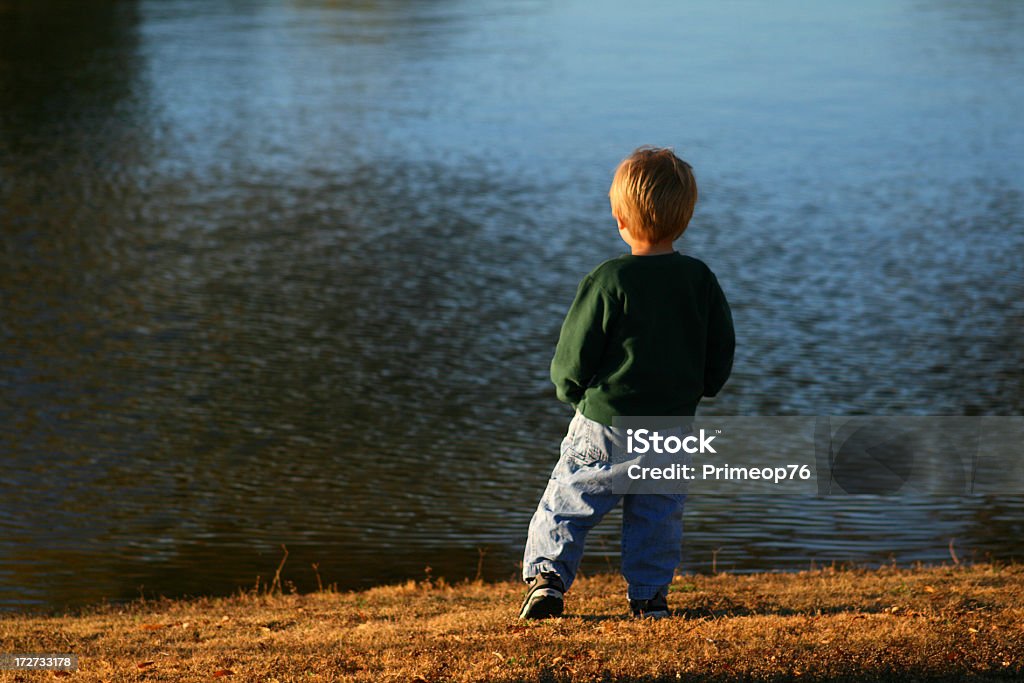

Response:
(1, 563), (1021, 681)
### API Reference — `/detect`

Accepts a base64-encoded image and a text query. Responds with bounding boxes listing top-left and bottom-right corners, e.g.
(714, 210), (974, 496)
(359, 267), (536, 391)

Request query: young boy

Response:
(520, 146), (735, 619)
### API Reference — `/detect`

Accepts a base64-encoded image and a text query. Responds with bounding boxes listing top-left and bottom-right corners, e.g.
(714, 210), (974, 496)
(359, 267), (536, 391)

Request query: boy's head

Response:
(608, 146), (697, 245)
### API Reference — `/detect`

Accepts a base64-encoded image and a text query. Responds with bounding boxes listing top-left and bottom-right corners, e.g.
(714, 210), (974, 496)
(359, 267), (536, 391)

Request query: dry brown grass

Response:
(1, 564), (1022, 682)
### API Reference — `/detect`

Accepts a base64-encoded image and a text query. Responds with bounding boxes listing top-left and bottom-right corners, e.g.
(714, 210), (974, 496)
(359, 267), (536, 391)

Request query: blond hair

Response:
(609, 146), (698, 243)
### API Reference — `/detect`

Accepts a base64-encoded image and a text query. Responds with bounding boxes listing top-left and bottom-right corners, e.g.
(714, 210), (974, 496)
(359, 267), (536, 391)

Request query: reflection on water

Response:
(1, 0), (1022, 612)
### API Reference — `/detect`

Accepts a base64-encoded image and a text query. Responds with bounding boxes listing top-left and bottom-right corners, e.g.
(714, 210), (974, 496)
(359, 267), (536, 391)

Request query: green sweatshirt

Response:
(550, 251), (735, 426)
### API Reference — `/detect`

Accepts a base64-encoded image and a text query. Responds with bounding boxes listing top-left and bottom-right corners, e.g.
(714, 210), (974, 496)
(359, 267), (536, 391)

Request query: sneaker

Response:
(629, 591), (669, 619)
(519, 571), (565, 619)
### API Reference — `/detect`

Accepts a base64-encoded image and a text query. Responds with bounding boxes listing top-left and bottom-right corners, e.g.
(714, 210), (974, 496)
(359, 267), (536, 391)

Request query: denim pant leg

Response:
(620, 492), (685, 600)
(522, 411), (619, 590)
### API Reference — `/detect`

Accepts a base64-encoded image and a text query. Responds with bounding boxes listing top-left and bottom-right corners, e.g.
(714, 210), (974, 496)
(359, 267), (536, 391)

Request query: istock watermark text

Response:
(626, 428), (717, 454)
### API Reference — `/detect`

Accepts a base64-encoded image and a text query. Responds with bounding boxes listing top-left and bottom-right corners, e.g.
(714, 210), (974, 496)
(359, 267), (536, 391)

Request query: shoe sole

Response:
(519, 588), (564, 619)
(631, 610), (669, 619)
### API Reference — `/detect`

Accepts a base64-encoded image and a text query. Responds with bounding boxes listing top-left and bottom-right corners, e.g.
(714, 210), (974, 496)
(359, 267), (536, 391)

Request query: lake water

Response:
(1, 0), (1023, 613)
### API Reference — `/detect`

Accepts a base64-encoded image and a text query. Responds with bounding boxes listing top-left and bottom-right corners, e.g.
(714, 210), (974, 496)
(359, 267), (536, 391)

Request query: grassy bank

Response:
(1, 564), (1021, 682)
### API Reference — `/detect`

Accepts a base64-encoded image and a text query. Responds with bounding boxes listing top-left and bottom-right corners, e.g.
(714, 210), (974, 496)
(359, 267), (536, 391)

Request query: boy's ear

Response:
(614, 214), (628, 232)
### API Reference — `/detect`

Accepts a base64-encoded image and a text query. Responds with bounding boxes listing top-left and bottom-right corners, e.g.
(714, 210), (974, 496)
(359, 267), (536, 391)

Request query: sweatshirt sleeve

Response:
(550, 275), (617, 406)
(703, 272), (735, 397)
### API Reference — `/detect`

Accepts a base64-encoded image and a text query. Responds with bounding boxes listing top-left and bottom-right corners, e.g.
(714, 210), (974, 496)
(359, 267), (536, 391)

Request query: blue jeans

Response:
(522, 410), (687, 600)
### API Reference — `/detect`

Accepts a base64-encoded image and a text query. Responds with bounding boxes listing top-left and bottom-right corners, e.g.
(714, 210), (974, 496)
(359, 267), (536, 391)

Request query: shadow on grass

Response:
(567, 602), (892, 621)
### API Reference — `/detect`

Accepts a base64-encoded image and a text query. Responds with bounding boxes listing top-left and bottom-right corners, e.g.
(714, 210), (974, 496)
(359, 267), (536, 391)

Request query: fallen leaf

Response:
(212, 669), (234, 677)
(137, 661), (155, 669)
(924, 585), (937, 593)
(140, 623), (165, 631)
